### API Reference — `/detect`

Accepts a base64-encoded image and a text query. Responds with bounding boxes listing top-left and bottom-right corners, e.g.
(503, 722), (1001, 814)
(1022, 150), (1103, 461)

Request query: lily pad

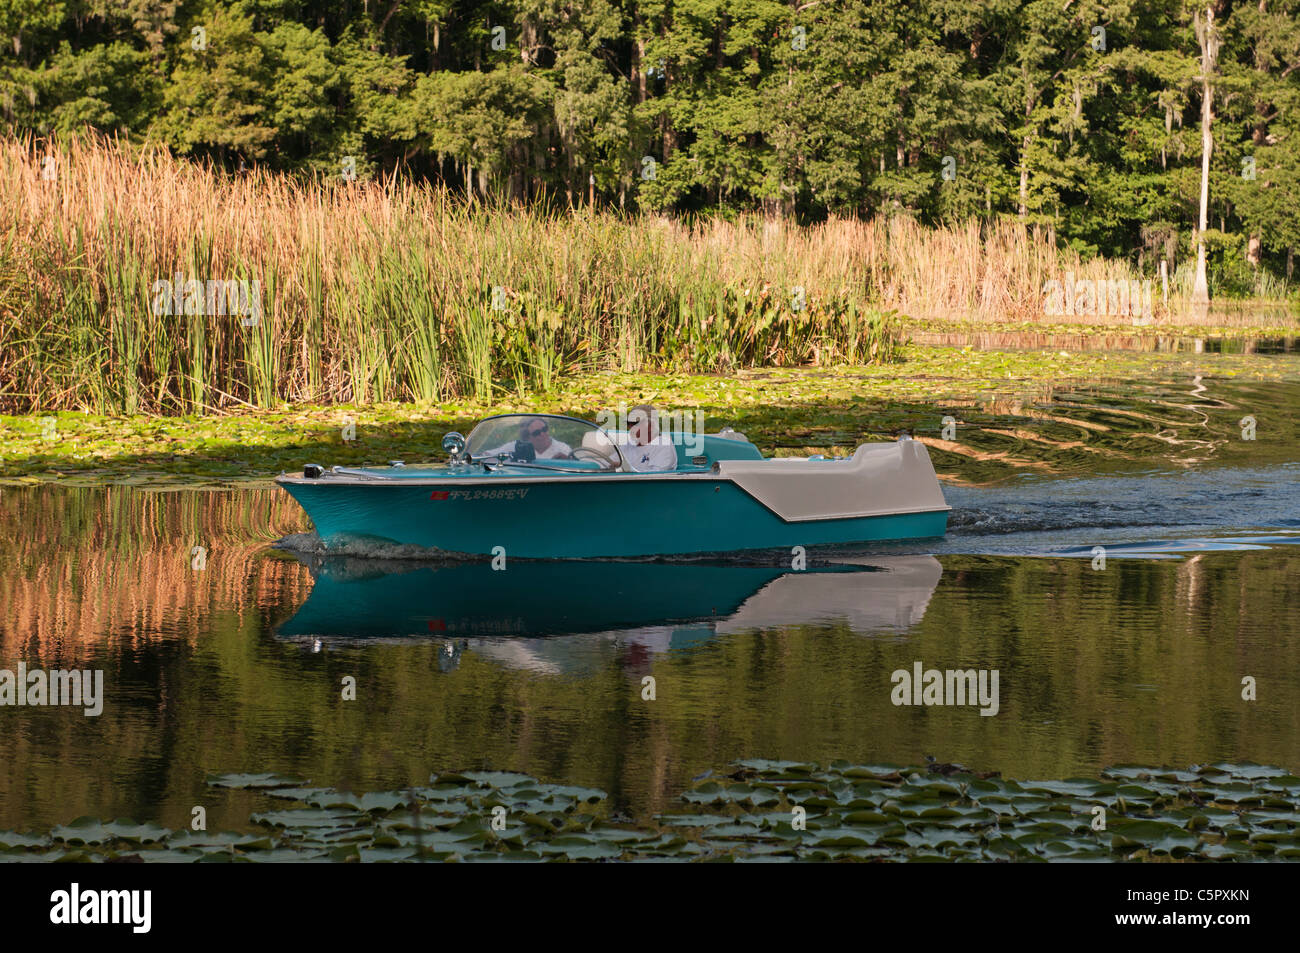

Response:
(50, 818), (170, 846)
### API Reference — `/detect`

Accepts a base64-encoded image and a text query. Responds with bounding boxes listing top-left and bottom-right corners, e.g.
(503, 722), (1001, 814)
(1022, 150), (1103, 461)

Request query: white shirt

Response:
(484, 438), (573, 460)
(535, 438), (573, 459)
(625, 435), (678, 472)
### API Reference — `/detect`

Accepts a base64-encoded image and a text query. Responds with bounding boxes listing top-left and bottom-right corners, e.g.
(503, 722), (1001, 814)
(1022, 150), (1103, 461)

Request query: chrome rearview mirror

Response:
(442, 431), (466, 463)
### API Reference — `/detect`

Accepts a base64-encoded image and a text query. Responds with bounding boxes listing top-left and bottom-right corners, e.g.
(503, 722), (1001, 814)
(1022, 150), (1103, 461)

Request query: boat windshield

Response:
(465, 414), (623, 470)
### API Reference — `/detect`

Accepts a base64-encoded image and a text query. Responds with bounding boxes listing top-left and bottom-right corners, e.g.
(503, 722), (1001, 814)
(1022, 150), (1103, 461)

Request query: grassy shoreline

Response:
(5, 344), (1298, 486)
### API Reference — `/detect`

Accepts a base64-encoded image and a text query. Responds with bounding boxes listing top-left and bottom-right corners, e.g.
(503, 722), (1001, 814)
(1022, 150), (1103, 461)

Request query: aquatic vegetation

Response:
(12, 139), (1294, 417)
(1, 137), (902, 416)
(2, 762), (1297, 862)
(3, 348), (1297, 486)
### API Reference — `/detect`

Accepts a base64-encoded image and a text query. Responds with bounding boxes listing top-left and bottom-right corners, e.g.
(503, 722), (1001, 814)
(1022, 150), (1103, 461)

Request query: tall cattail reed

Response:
(2, 134), (1156, 415)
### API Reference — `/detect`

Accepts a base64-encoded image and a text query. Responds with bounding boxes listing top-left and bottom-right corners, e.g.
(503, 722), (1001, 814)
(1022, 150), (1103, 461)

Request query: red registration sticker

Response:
(429, 490), (449, 500)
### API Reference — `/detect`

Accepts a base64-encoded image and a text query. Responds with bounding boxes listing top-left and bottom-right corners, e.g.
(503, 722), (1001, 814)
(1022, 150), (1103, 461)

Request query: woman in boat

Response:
(624, 405), (678, 472)
(484, 417), (574, 461)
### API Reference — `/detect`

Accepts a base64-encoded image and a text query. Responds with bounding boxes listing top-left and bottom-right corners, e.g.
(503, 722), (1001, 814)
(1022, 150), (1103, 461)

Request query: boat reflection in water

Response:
(274, 554), (943, 674)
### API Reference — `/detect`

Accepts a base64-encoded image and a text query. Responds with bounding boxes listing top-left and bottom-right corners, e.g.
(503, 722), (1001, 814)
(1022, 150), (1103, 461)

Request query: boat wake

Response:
(271, 531), (473, 563)
(270, 531), (926, 568)
(939, 464), (1300, 557)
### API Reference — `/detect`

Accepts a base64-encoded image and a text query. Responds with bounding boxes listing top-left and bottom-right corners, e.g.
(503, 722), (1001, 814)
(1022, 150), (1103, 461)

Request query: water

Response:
(1, 370), (1298, 836)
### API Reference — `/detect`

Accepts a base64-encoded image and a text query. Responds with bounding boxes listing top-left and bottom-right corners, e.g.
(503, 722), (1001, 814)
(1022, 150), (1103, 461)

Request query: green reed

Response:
(1, 136), (905, 415)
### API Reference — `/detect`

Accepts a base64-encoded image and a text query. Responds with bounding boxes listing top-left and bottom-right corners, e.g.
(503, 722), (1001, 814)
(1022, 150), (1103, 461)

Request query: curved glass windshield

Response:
(465, 415), (623, 470)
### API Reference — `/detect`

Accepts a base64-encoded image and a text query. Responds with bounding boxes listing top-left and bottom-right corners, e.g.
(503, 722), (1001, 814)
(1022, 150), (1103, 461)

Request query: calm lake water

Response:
(1, 367), (1298, 835)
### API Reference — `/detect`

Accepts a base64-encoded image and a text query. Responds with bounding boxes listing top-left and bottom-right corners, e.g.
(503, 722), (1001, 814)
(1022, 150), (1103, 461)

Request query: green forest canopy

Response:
(2, 1), (1299, 276)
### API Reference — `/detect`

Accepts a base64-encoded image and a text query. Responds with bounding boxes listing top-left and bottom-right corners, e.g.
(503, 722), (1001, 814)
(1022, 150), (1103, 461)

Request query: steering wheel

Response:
(570, 447), (612, 465)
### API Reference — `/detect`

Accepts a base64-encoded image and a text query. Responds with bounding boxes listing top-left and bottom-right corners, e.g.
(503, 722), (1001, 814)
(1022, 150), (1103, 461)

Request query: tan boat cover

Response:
(717, 438), (948, 522)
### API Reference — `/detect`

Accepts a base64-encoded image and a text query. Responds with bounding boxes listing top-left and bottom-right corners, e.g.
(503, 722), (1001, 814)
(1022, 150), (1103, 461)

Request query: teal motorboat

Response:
(275, 413), (950, 558)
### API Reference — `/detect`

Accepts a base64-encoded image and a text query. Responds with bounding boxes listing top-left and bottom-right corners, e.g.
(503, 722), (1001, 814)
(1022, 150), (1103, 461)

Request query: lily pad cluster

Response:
(671, 760), (1300, 861)
(1, 761), (1298, 862)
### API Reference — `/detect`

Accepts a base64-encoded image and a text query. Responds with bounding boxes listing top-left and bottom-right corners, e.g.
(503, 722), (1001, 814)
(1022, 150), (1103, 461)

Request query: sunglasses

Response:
(628, 417), (644, 427)
(525, 426), (547, 437)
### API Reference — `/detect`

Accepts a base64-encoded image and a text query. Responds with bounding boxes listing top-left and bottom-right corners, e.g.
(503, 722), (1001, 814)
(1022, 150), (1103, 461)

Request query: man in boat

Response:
(624, 405), (678, 472)
(485, 417), (573, 462)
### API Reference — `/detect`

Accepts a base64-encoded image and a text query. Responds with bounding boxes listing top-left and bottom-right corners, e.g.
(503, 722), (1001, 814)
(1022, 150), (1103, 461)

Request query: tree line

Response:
(3, 1), (1299, 285)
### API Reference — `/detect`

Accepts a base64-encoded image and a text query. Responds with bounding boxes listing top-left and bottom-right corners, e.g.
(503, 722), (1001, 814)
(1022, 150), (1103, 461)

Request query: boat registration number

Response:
(431, 488), (531, 501)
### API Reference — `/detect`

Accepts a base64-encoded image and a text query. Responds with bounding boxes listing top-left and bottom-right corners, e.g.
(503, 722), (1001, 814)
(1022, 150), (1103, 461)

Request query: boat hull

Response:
(278, 474), (948, 558)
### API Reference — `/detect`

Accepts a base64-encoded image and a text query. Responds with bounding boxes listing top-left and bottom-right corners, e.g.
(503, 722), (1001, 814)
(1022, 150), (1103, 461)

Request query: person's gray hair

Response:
(629, 404), (658, 433)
